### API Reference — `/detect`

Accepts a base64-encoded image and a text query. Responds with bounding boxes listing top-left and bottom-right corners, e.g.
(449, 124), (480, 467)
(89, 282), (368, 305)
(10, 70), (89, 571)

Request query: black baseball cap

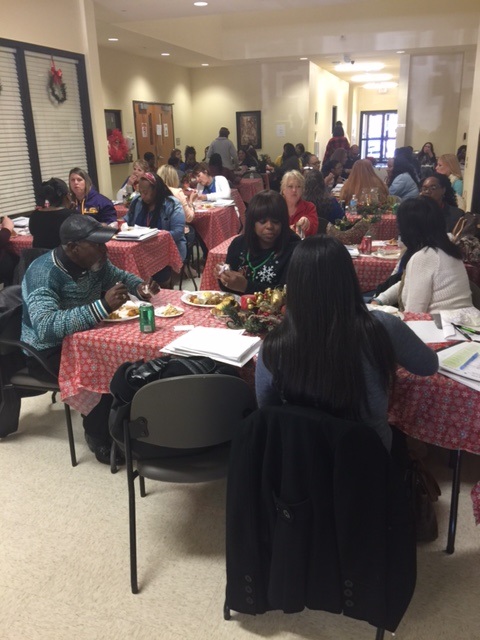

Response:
(60, 215), (116, 244)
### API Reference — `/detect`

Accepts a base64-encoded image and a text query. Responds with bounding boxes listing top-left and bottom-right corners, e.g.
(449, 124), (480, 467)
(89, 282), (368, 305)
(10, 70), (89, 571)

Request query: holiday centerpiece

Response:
(219, 287), (286, 334)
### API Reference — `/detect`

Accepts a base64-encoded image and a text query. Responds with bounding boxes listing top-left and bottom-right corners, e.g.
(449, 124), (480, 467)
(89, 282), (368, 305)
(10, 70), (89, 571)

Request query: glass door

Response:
(359, 111), (397, 164)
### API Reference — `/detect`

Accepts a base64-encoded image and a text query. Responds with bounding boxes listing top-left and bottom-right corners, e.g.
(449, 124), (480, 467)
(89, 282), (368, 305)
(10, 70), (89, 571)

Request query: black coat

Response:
(226, 405), (416, 633)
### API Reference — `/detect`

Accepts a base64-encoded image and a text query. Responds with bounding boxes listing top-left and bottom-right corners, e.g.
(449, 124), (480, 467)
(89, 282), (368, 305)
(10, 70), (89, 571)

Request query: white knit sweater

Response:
(377, 247), (472, 313)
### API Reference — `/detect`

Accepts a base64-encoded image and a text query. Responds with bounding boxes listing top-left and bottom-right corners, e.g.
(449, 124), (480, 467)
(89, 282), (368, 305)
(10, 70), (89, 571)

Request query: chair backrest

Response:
(130, 374), (256, 449)
(0, 286), (23, 346)
(13, 248), (49, 285)
(469, 279), (480, 310)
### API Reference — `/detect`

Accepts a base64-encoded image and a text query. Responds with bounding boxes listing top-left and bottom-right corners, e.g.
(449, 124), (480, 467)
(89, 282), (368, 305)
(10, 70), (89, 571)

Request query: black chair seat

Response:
(10, 369), (59, 390)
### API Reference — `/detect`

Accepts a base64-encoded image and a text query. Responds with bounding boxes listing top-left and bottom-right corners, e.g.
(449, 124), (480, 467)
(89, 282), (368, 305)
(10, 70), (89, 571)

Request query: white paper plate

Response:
(181, 291), (235, 308)
(104, 302), (141, 322)
(155, 305), (185, 318)
(370, 251), (401, 260)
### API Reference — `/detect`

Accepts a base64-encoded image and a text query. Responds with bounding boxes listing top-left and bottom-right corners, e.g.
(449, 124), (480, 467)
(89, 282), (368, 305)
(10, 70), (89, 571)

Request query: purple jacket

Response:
(75, 188), (117, 225)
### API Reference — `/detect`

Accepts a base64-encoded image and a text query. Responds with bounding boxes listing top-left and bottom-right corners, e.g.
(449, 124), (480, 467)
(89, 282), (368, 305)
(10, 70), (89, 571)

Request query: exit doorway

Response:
(133, 101), (175, 168)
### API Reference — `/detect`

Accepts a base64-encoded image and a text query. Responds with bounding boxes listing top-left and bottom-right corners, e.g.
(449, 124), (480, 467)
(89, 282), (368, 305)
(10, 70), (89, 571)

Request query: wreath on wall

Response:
(108, 128), (129, 163)
(49, 57), (67, 104)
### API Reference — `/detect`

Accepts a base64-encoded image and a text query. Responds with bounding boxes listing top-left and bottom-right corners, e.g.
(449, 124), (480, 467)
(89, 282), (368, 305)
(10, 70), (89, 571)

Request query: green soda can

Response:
(139, 302), (155, 333)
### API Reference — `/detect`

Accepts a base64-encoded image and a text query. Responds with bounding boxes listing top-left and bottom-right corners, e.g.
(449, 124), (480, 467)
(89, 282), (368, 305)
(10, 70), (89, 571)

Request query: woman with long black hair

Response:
(256, 235), (437, 451)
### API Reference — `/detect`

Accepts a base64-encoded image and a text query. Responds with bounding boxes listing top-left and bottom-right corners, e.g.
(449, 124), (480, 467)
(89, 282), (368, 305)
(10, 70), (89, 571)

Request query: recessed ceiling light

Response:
(201, 63), (209, 67)
(300, 57), (308, 61)
(161, 53), (170, 56)
(351, 73), (393, 83)
(194, 2), (208, 6)
(335, 62), (384, 72)
(396, 50), (405, 54)
(108, 38), (118, 42)
(363, 82), (398, 90)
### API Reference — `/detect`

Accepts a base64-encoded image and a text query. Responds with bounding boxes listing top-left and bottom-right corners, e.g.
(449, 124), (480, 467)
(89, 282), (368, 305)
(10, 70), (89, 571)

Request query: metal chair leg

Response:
(223, 599), (231, 620)
(126, 448), (139, 593)
(139, 475), (146, 497)
(375, 628), (385, 640)
(110, 441), (119, 474)
(63, 403), (77, 467)
(446, 449), (463, 554)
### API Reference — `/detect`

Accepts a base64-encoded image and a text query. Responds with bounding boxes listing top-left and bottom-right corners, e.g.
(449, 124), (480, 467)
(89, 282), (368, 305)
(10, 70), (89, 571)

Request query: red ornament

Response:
(108, 128), (129, 163)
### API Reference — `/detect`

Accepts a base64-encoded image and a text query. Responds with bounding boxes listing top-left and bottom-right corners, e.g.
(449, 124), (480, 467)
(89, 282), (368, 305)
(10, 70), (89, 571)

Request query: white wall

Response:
(189, 61), (310, 161)
(99, 47), (193, 197)
(309, 64), (350, 159)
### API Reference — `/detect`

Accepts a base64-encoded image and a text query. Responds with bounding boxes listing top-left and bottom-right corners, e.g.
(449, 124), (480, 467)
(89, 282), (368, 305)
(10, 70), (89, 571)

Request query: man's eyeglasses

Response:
(420, 185), (439, 192)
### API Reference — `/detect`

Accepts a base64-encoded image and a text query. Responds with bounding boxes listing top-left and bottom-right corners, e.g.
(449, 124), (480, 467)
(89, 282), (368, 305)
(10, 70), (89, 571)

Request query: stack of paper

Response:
(115, 226), (159, 241)
(213, 199), (235, 206)
(438, 342), (480, 391)
(161, 326), (261, 367)
(12, 216), (30, 228)
(346, 245), (359, 258)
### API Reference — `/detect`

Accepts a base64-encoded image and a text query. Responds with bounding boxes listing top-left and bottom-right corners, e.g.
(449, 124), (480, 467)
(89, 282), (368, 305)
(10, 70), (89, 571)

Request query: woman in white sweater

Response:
(375, 198), (471, 312)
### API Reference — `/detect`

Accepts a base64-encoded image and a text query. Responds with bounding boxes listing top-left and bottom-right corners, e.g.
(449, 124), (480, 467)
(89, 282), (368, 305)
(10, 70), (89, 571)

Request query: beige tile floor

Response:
(1, 390), (479, 640)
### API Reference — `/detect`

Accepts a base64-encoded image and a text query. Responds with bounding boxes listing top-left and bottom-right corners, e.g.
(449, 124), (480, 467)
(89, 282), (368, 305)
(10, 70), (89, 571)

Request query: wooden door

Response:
(133, 102), (174, 168)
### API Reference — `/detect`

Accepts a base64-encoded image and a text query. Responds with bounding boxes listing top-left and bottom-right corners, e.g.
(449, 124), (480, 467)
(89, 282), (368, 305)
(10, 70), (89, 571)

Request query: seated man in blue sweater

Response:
(21, 215), (159, 465)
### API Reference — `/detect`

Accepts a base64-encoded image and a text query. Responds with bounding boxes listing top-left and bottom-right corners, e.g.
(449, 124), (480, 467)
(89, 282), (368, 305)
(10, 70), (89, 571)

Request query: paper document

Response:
(12, 217), (30, 228)
(439, 343), (480, 382)
(161, 326), (261, 367)
(405, 321), (467, 344)
(115, 226), (159, 241)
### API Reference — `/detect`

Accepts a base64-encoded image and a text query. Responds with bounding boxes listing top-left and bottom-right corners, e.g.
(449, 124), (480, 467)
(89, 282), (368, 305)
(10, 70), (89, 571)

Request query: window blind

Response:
(25, 51), (88, 186)
(0, 47), (36, 216)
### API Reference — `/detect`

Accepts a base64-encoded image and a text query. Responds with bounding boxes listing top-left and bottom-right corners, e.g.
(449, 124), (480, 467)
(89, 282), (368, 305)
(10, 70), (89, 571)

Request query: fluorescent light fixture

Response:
(362, 82), (398, 90)
(396, 50), (405, 54)
(300, 57), (308, 61)
(161, 53), (170, 56)
(335, 62), (384, 72)
(201, 63), (209, 67)
(108, 38), (119, 42)
(351, 73), (393, 83)
(194, 2), (208, 6)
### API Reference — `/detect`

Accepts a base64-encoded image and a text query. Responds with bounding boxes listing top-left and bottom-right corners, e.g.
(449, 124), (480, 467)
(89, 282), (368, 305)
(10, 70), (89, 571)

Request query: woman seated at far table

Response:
(280, 170), (319, 237)
(374, 197), (472, 313)
(69, 167), (117, 226)
(29, 178), (74, 249)
(255, 234), (438, 453)
(194, 162), (231, 202)
(419, 172), (464, 232)
(217, 190), (300, 294)
(340, 159), (389, 206)
(126, 173), (186, 286)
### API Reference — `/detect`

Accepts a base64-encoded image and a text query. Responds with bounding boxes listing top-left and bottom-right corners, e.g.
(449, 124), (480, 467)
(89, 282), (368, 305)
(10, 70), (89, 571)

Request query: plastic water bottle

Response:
(349, 194), (357, 215)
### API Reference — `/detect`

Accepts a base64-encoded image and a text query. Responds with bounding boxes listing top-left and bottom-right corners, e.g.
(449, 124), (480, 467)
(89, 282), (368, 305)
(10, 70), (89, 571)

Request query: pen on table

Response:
(453, 325), (473, 341)
(458, 325), (480, 335)
(459, 351), (479, 370)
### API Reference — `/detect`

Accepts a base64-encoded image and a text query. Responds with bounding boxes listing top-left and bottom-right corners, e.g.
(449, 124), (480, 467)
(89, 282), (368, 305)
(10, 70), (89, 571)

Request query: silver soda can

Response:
(139, 302), (155, 333)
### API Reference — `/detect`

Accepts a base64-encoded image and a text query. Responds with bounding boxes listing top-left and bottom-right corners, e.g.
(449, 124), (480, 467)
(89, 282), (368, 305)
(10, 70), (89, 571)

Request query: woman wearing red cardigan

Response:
(280, 170), (319, 238)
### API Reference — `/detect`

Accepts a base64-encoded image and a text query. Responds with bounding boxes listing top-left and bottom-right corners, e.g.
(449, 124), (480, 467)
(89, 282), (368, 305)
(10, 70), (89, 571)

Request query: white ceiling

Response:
(93, 0), (478, 84)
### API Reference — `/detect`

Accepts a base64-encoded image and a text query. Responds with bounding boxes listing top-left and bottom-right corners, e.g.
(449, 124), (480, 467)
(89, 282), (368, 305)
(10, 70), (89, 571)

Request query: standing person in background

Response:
(29, 178), (74, 249)
(143, 151), (157, 174)
(323, 124), (350, 164)
(206, 127), (238, 170)
(0, 215), (18, 286)
(436, 154), (465, 211)
(69, 168), (117, 226)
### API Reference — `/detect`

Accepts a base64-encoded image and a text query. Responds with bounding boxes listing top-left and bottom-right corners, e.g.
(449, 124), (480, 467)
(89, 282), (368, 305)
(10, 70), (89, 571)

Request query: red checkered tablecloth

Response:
(237, 178), (264, 204)
(58, 290), (248, 414)
(192, 205), (240, 250)
(9, 231), (183, 279)
(347, 214), (398, 241)
(200, 236), (395, 293)
(389, 312), (480, 524)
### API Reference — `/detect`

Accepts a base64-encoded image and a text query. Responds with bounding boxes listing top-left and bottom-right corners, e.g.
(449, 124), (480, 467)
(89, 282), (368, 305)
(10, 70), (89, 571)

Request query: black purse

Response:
(408, 453), (441, 542)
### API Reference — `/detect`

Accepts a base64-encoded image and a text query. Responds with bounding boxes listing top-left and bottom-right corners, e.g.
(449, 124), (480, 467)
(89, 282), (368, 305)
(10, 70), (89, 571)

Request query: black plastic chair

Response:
(115, 374), (256, 594)
(178, 227), (200, 290)
(0, 286), (77, 466)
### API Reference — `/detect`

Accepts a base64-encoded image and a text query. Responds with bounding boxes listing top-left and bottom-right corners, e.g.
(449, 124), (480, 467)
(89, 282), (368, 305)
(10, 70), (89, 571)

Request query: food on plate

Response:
(210, 295), (239, 317)
(107, 301), (139, 320)
(188, 291), (230, 306)
(158, 304), (182, 317)
(386, 238), (398, 245)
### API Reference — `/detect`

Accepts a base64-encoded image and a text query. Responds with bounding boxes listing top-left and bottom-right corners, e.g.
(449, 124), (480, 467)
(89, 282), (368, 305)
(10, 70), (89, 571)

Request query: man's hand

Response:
(105, 282), (129, 311)
(137, 279), (160, 300)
